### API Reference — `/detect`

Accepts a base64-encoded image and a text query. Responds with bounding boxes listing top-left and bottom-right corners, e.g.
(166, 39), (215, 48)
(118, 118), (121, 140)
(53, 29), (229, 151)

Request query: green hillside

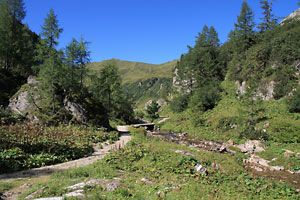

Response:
(88, 59), (177, 84)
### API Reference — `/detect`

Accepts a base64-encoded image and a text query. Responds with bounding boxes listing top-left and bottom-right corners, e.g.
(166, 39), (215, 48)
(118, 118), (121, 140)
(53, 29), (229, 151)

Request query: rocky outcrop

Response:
(281, 8), (300, 24)
(64, 98), (87, 122)
(172, 68), (195, 94)
(7, 76), (90, 124)
(235, 80), (275, 101)
(236, 81), (246, 95)
(7, 76), (40, 119)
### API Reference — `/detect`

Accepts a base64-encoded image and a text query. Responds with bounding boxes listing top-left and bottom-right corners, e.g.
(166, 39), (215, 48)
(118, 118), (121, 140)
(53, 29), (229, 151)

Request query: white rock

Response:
(194, 164), (207, 174)
(64, 190), (85, 199)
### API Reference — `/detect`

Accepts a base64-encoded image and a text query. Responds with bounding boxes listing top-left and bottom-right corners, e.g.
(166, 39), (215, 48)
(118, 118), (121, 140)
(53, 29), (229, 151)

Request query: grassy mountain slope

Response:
(88, 59), (177, 84)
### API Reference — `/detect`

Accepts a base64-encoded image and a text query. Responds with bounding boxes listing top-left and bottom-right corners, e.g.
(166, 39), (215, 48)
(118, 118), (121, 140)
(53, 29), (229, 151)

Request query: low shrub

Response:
(269, 119), (300, 143)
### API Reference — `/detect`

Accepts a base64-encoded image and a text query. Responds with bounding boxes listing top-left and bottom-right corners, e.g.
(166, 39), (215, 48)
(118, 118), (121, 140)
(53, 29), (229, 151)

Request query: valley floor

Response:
(1, 128), (299, 200)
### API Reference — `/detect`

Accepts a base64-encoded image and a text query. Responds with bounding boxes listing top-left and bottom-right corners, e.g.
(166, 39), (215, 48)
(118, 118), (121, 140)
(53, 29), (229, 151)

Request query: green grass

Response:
(88, 58), (177, 84)
(14, 128), (300, 200)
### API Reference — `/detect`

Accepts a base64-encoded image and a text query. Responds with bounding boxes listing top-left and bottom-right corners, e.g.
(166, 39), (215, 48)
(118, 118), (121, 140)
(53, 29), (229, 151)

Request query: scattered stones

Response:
(65, 179), (121, 191)
(194, 164), (208, 175)
(64, 190), (85, 199)
(34, 179), (121, 200)
(172, 149), (194, 157)
(244, 154), (284, 172)
(296, 153), (300, 159)
(2, 191), (22, 199)
(249, 166), (264, 172)
(282, 149), (295, 154)
(211, 163), (221, 170)
(227, 139), (234, 145)
(25, 186), (48, 199)
(34, 197), (63, 200)
(157, 184), (181, 198)
(236, 140), (265, 154)
(270, 166), (284, 171)
(20, 183), (32, 189)
(141, 178), (153, 184)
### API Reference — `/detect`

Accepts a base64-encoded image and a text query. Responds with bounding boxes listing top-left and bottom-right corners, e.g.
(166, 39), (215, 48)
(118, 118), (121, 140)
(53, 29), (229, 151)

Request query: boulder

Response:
(236, 140), (265, 154)
(64, 98), (87, 122)
(156, 99), (167, 107)
(194, 164), (207, 175)
(7, 76), (40, 118)
(144, 100), (153, 110)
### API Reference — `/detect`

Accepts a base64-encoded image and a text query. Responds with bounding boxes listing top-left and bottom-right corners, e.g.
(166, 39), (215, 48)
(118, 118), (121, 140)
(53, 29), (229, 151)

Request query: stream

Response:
(146, 129), (300, 189)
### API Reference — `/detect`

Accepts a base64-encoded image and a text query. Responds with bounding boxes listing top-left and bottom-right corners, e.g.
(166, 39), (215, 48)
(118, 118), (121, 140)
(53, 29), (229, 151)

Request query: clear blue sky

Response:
(23, 0), (299, 64)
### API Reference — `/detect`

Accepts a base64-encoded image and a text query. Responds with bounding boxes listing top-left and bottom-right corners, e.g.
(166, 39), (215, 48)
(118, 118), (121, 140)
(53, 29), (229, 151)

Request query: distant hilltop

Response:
(88, 59), (178, 84)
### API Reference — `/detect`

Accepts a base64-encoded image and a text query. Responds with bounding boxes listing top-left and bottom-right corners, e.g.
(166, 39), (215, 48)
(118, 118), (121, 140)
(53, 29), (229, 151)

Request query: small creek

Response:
(147, 130), (300, 189)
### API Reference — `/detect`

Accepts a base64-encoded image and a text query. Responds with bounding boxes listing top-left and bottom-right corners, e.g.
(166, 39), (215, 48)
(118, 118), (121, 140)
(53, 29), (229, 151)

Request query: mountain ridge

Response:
(88, 58), (177, 84)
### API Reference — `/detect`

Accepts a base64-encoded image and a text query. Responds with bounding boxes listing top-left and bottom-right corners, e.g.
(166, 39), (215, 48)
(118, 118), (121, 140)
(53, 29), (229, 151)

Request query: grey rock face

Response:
(281, 8), (300, 24)
(236, 81), (246, 95)
(64, 98), (87, 122)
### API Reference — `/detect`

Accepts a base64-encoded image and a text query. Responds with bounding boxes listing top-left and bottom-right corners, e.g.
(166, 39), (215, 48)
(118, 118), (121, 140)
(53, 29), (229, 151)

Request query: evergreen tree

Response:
(90, 63), (135, 123)
(77, 35), (90, 90)
(65, 38), (80, 92)
(0, 0), (33, 75)
(258, 0), (278, 32)
(229, 0), (255, 52)
(91, 64), (122, 117)
(146, 101), (160, 121)
(35, 8), (64, 115)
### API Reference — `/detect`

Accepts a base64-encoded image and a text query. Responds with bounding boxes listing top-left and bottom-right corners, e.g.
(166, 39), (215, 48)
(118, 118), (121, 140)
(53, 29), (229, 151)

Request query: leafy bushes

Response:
(170, 95), (189, 113)
(188, 84), (221, 112)
(239, 126), (269, 141)
(269, 119), (300, 143)
(288, 88), (300, 113)
(0, 124), (118, 173)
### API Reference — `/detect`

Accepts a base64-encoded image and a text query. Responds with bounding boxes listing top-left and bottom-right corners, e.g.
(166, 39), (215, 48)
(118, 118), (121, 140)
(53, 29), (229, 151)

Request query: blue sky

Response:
(23, 0), (299, 64)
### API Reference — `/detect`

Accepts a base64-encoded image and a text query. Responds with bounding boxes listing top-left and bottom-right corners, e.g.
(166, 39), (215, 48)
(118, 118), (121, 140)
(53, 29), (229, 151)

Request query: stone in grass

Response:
(141, 178), (153, 184)
(194, 164), (207, 175)
(34, 198), (63, 200)
(173, 149), (194, 157)
(25, 186), (48, 199)
(64, 190), (85, 199)
(64, 179), (121, 191)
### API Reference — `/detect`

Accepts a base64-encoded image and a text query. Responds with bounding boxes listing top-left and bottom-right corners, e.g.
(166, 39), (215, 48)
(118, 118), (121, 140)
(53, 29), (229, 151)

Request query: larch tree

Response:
(35, 8), (63, 115)
(0, 0), (31, 74)
(258, 0), (278, 32)
(65, 38), (80, 92)
(230, 0), (256, 52)
(77, 35), (90, 90)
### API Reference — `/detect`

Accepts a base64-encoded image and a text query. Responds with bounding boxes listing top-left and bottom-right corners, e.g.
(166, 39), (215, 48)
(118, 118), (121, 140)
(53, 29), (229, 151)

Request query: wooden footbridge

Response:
(116, 123), (155, 133)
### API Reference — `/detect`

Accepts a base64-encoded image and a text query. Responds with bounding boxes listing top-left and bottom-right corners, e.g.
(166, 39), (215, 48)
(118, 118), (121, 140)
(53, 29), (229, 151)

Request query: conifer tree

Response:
(65, 38), (80, 91)
(36, 8), (63, 115)
(258, 0), (278, 32)
(77, 35), (90, 90)
(229, 0), (255, 52)
(0, 0), (31, 74)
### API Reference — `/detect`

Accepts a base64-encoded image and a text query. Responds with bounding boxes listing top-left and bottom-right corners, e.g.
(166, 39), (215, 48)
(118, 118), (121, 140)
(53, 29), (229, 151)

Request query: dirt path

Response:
(157, 117), (170, 124)
(0, 134), (132, 183)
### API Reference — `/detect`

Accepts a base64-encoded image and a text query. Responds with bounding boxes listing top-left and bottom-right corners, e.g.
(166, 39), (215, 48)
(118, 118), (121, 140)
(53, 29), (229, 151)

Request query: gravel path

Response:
(0, 134), (132, 182)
